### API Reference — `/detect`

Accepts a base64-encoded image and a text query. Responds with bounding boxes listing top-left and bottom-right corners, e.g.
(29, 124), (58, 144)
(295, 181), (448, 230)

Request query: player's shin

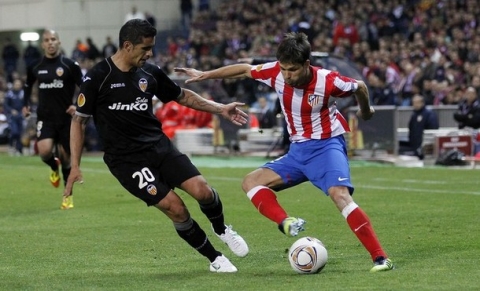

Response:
(199, 187), (225, 234)
(247, 186), (288, 224)
(62, 166), (71, 187)
(42, 154), (59, 170)
(342, 202), (386, 260)
(174, 217), (220, 262)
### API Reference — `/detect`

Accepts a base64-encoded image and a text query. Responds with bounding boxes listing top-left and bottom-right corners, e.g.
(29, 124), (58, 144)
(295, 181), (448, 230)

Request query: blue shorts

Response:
(262, 135), (354, 195)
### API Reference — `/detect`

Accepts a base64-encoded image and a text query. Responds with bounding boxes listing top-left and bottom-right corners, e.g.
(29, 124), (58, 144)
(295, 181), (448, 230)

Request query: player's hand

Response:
(66, 105), (76, 116)
(221, 102), (248, 126)
(64, 166), (83, 197)
(22, 106), (31, 118)
(173, 67), (205, 84)
(356, 106), (375, 121)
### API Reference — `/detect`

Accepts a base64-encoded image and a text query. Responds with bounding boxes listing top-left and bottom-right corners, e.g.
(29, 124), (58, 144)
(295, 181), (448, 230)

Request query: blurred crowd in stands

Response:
(2, 0), (480, 154)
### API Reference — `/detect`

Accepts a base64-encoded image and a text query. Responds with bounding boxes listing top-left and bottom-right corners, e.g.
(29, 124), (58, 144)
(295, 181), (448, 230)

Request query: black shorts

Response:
(36, 119), (71, 154)
(103, 136), (201, 206)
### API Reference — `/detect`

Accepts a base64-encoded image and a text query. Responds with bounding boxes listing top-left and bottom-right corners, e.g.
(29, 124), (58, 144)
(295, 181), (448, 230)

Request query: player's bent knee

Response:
(156, 201), (190, 222)
(241, 172), (259, 192)
(328, 186), (353, 209)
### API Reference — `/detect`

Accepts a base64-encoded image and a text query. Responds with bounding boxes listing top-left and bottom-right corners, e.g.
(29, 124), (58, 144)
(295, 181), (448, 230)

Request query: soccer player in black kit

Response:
(64, 19), (249, 272)
(23, 29), (83, 210)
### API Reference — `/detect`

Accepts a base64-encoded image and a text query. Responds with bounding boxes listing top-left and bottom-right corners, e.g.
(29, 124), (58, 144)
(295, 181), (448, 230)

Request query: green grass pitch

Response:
(0, 154), (479, 291)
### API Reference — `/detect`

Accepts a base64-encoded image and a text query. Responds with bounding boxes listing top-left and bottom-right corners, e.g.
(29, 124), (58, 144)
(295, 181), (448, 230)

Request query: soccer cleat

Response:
(279, 217), (306, 237)
(214, 225), (249, 257)
(209, 255), (238, 273)
(61, 196), (74, 210)
(370, 257), (394, 273)
(50, 157), (61, 188)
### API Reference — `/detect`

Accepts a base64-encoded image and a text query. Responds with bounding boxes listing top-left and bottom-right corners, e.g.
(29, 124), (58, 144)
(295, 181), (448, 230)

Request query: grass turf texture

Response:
(0, 154), (479, 291)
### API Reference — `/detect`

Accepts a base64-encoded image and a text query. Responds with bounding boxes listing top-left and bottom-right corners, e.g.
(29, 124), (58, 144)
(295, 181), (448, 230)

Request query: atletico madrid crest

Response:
(308, 94), (321, 106)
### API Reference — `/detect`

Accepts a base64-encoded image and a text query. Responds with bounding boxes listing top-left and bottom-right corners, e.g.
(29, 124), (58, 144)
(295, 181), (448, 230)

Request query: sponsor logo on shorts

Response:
(147, 184), (157, 195)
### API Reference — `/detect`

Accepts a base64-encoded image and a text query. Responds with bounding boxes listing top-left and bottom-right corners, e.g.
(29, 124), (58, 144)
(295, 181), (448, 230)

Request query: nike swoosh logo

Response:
(354, 222), (368, 232)
(338, 177), (349, 181)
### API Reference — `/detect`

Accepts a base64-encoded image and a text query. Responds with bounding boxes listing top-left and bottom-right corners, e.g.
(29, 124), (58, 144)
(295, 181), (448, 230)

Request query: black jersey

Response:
(76, 58), (182, 155)
(24, 55), (83, 123)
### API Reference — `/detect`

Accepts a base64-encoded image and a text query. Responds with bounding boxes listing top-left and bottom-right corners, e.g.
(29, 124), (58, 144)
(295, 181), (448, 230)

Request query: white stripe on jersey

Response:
(251, 61), (355, 142)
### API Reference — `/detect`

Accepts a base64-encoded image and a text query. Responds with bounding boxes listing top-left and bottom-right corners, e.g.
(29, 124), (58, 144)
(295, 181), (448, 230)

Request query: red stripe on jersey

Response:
(318, 68), (332, 139)
(301, 72), (317, 138)
(337, 112), (350, 132)
(283, 85), (296, 137)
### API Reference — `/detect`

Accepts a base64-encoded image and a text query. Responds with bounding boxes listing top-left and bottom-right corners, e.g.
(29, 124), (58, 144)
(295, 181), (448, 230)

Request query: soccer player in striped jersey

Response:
(175, 32), (394, 272)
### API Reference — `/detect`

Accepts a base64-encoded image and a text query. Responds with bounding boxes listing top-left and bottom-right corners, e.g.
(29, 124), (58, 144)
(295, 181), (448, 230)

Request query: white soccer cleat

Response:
(209, 255), (238, 273)
(214, 225), (249, 257)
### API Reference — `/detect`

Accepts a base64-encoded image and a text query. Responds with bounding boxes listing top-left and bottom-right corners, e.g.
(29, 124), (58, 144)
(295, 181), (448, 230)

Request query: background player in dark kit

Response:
(64, 19), (249, 272)
(23, 29), (83, 209)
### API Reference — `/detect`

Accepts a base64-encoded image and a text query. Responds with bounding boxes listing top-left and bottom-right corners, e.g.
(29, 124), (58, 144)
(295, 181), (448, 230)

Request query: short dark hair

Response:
(276, 32), (311, 65)
(119, 19), (157, 47)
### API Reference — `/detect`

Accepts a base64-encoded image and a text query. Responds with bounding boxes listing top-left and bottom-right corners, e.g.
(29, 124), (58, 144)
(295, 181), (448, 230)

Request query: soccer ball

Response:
(288, 236), (328, 274)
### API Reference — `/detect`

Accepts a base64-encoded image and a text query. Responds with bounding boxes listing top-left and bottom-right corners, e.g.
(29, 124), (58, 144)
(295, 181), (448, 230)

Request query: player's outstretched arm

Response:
(174, 64), (253, 84)
(64, 114), (88, 196)
(354, 80), (375, 121)
(177, 88), (248, 126)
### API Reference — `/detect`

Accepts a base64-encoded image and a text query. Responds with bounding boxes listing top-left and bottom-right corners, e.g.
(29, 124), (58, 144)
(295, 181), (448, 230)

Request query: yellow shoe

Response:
(50, 158), (61, 188)
(61, 196), (74, 210)
(278, 217), (306, 237)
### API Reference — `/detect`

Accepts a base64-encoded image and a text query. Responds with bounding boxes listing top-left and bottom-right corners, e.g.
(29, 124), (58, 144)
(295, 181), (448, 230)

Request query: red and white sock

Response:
(247, 186), (288, 224)
(342, 202), (387, 261)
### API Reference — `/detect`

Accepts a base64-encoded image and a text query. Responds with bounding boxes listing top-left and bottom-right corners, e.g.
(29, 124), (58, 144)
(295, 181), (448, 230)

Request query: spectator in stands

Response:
(0, 92), (10, 145)
(2, 38), (20, 83)
(399, 94), (439, 160)
(145, 12), (156, 28)
(124, 5), (145, 23)
(454, 86), (480, 129)
(86, 37), (101, 62)
(71, 39), (88, 62)
(332, 13), (360, 47)
(398, 60), (421, 106)
(102, 36), (117, 58)
(4, 78), (25, 155)
(198, 0), (210, 11)
(367, 71), (397, 106)
(256, 96), (276, 129)
(23, 41), (42, 69)
(180, 0), (193, 31)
